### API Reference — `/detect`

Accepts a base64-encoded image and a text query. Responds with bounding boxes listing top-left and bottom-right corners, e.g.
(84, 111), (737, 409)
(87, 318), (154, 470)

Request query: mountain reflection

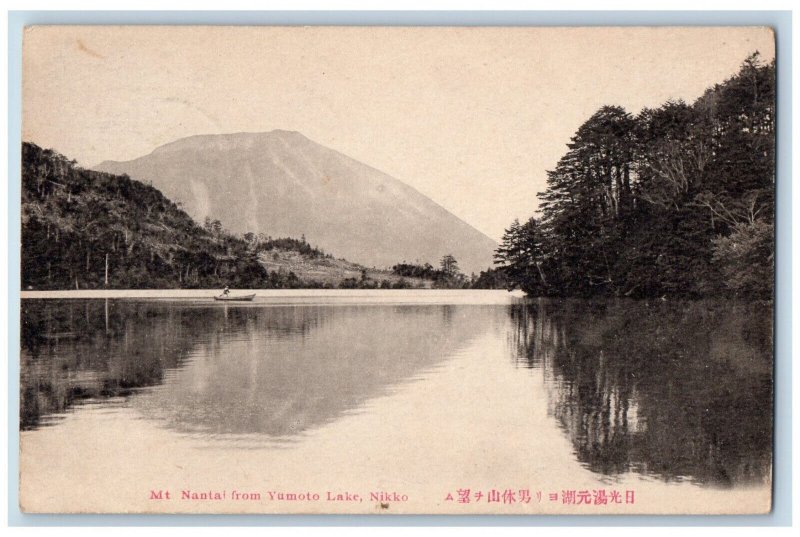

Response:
(21, 300), (496, 437)
(509, 299), (773, 487)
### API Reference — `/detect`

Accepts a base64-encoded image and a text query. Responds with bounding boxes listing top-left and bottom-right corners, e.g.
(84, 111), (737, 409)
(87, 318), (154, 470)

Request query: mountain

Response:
(21, 142), (433, 290)
(95, 131), (497, 274)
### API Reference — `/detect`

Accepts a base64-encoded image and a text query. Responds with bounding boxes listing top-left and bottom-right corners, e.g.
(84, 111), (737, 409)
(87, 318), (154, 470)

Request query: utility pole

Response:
(105, 253), (109, 287)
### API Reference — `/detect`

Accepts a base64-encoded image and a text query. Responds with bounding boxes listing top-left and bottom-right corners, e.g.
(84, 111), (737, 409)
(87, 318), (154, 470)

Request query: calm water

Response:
(19, 292), (773, 512)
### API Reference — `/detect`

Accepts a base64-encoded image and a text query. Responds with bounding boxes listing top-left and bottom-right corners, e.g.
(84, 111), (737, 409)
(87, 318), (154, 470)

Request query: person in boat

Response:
(222, 285), (230, 296)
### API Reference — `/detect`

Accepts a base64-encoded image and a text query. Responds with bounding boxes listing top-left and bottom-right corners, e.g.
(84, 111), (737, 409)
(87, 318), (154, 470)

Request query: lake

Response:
(18, 291), (773, 514)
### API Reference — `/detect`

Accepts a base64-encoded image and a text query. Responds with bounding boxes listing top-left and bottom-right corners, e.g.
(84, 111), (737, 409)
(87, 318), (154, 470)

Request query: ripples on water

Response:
(20, 294), (772, 488)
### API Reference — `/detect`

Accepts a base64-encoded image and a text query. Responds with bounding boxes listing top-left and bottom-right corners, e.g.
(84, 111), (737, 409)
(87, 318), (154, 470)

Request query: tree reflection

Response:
(509, 299), (773, 487)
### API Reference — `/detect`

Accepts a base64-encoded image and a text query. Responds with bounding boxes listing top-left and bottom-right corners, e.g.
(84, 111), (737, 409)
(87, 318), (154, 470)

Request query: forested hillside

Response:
(495, 53), (775, 299)
(21, 142), (269, 290)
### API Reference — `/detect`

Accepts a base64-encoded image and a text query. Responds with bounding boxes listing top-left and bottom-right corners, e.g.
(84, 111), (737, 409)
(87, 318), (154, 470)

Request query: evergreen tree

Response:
(497, 53), (775, 299)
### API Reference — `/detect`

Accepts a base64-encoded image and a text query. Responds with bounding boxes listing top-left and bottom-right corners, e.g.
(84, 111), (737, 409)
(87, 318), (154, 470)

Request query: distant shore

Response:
(20, 289), (526, 300)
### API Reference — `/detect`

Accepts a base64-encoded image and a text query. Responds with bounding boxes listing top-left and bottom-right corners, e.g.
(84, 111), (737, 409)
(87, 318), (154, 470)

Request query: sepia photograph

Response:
(17, 25), (776, 515)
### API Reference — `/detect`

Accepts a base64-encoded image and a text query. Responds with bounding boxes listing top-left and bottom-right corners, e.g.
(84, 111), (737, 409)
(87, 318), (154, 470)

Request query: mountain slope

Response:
(95, 131), (497, 274)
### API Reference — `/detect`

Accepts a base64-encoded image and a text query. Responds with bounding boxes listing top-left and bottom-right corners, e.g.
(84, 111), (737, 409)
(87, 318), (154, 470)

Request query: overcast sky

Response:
(23, 26), (775, 241)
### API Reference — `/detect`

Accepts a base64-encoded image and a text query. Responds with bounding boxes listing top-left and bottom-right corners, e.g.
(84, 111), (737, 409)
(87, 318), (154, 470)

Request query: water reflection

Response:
(21, 300), (496, 437)
(509, 299), (773, 487)
(21, 297), (773, 488)
(21, 300), (199, 430)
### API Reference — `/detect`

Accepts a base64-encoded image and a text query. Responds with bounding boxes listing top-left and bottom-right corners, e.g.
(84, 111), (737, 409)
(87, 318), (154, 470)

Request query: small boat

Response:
(213, 293), (256, 302)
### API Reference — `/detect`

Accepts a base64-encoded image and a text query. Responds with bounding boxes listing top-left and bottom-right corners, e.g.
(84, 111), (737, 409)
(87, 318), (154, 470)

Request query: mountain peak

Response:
(147, 130), (309, 155)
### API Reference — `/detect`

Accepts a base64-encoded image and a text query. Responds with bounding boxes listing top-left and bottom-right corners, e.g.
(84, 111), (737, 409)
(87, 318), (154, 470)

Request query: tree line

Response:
(494, 53), (774, 299)
(390, 254), (508, 289)
(391, 254), (469, 288)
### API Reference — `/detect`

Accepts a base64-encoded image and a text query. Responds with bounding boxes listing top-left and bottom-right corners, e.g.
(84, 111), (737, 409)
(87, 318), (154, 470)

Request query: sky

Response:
(22, 26), (775, 241)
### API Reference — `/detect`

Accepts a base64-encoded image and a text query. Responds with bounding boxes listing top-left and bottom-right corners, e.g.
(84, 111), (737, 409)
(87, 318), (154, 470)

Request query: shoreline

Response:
(20, 289), (526, 300)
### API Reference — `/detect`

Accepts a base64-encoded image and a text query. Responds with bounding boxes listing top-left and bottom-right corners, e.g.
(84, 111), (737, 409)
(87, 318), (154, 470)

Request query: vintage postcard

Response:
(19, 26), (775, 515)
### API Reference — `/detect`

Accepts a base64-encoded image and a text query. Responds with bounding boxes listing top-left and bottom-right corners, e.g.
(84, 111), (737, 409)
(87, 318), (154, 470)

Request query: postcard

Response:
(19, 25), (775, 514)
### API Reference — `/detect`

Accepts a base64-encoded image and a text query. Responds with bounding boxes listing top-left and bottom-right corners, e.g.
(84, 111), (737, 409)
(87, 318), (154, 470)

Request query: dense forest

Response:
(494, 53), (775, 299)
